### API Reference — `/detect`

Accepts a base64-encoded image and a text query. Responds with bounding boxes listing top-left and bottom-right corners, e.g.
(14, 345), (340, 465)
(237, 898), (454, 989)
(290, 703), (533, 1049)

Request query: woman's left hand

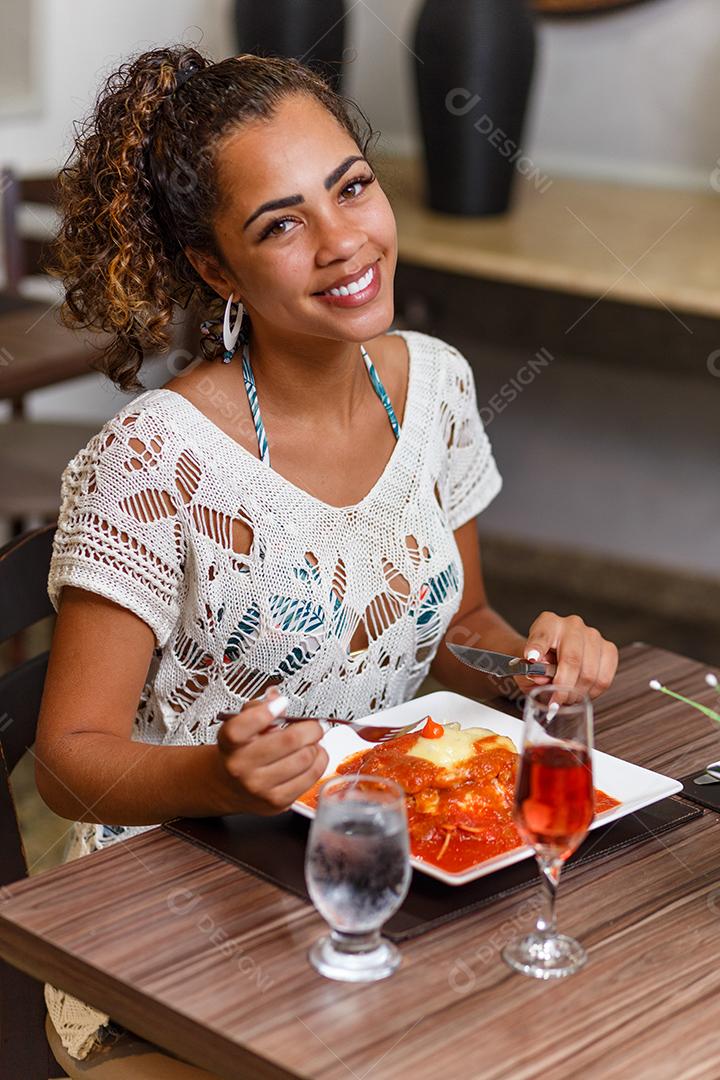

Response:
(513, 611), (619, 701)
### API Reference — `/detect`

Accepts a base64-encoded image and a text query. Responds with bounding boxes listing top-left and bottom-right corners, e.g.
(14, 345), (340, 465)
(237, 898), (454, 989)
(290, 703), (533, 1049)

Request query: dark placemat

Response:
(677, 771), (720, 813)
(162, 797), (701, 942)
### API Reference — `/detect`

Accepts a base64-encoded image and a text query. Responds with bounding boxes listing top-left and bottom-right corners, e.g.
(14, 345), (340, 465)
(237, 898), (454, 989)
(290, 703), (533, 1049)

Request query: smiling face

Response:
(193, 92), (398, 347)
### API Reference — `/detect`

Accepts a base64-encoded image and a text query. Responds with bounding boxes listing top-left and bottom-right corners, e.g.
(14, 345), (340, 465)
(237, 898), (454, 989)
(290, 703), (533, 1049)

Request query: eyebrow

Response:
(242, 155), (367, 231)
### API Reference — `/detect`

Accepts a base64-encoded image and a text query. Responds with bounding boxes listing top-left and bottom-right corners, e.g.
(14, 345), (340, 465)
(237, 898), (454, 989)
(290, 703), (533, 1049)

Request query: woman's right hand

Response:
(213, 687), (329, 815)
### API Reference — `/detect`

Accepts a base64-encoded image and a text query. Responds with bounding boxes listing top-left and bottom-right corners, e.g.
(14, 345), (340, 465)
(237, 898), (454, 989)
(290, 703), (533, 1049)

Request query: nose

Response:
(314, 209), (369, 267)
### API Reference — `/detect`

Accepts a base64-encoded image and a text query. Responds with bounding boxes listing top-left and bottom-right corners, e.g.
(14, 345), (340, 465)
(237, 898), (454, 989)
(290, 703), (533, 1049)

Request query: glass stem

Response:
(330, 928), (382, 955)
(535, 857), (563, 936)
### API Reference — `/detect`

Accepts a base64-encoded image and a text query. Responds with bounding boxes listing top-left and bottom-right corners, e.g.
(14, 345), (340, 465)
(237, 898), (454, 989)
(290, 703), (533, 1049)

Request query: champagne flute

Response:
(502, 684), (594, 980)
(305, 774), (411, 982)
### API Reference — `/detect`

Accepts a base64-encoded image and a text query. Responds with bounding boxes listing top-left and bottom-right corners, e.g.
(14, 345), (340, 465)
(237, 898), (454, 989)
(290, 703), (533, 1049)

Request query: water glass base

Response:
(309, 935), (401, 982)
(502, 931), (587, 980)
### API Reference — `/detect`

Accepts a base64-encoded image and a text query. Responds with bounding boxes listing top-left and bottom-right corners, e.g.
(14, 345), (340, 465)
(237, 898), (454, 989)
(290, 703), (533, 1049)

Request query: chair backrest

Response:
(0, 164), (203, 369)
(0, 522), (55, 778)
(0, 522), (59, 1078)
(0, 167), (59, 294)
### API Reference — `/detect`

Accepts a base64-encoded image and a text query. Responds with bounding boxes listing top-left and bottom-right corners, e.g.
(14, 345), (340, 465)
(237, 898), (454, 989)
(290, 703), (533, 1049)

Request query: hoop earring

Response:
(222, 292), (244, 362)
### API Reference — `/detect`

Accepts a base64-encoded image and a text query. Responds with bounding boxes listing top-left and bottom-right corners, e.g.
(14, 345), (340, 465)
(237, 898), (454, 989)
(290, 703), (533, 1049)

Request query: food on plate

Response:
(301, 717), (621, 873)
(418, 715), (444, 739)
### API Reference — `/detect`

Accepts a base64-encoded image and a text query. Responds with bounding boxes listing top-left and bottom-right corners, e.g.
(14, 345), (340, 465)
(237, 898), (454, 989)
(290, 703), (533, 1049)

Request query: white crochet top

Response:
(43, 329), (502, 1057)
(48, 329), (501, 842)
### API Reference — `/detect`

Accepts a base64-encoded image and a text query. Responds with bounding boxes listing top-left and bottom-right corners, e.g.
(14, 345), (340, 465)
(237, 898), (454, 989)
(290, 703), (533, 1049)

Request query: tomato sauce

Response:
(300, 727), (621, 874)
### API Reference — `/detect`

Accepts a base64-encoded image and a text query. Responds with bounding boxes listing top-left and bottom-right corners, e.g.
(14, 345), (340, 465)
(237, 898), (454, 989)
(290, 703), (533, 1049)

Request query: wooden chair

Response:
(0, 168), (101, 536)
(0, 524), (57, 1077)
(0, 171), (59, 299)
(0, 525), (220, 1078)
(0, 167), (200, 536)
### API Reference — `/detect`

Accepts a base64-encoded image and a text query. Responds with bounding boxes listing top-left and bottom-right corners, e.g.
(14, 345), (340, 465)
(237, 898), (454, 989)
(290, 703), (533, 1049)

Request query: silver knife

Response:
(447, 643), (557, 678)
(692, 761), (720, 785)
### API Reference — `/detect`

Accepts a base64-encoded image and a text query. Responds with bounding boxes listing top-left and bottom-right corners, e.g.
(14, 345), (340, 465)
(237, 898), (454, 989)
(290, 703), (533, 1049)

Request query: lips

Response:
(312, 261), (382, 308)
(313, 260), (378, 296)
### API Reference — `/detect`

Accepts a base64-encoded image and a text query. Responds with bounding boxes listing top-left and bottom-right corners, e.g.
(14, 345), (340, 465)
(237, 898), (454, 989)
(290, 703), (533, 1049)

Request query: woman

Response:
(36, 46), (618, 1065)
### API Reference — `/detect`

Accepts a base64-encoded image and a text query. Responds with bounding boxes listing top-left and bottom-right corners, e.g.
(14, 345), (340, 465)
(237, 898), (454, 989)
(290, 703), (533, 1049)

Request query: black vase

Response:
(234, 0), (348, 93)
(412, 0), (537, 215)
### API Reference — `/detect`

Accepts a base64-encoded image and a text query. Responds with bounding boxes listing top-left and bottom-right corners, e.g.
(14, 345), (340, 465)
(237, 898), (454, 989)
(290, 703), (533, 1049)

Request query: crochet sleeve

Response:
(442, 342), (503, 531)
(48, 410), (187, 648)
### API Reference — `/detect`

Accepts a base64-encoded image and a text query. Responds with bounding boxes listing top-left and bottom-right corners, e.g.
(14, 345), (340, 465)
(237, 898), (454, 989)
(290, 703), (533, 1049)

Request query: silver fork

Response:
(217, 710), (426, 744)
(277, 714), (426, 744)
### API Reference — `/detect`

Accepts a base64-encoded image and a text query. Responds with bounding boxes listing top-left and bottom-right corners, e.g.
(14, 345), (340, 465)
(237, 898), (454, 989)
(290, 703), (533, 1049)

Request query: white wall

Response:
(0, 0), (230, 173)
(526, 0), (720, 190)
(346, 0), (720, 190)
(0, 0), (234, 421)
(3, 0), (718, 203)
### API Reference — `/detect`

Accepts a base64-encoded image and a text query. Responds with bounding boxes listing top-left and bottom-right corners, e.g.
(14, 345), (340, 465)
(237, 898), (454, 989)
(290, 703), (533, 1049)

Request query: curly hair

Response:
(46, 46), (379, 392)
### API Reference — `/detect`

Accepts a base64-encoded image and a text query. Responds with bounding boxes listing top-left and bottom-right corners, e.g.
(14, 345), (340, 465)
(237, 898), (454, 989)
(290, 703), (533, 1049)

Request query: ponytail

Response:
(46, 46), (377, 392)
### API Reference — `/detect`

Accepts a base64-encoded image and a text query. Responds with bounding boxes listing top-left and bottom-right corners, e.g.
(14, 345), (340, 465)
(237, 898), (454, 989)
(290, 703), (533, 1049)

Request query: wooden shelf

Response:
(377, 155), (720, 320)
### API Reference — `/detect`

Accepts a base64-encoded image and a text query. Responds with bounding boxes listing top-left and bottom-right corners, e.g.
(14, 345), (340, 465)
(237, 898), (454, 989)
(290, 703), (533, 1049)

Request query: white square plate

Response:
(292, 690), (682, 886)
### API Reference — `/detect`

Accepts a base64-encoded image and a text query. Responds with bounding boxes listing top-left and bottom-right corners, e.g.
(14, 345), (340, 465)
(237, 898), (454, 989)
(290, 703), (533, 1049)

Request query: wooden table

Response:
(0, 291), (199, 402)
(2, 642), (720, 1079)
(0, 292), (114, 401)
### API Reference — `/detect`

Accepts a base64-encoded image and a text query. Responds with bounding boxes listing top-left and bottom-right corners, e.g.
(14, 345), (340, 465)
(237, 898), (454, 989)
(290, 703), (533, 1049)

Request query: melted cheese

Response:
(407, 723), (517, 770)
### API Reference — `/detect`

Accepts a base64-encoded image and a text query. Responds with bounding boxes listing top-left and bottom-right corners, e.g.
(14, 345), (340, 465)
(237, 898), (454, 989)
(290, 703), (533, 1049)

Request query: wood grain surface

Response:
(1, 643), (720, 1080)
(0, 299), (112, 400)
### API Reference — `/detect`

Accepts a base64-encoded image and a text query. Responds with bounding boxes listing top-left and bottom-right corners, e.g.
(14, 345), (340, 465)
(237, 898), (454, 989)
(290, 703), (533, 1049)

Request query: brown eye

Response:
(259, 216), (297, 240)
(259, 173), (375, 241)
(341, 174), (376, 199)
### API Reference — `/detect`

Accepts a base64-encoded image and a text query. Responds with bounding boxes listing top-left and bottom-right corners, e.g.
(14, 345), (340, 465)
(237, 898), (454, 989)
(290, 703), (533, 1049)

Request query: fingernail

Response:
(267, 695), (289, 718)
(526, 649), (541, 661)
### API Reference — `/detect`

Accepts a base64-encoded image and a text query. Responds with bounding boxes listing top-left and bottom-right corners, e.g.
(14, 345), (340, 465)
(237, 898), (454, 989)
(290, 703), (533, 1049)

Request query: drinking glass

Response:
(502, 684), (594, 979)
(305, 774), (411, 981)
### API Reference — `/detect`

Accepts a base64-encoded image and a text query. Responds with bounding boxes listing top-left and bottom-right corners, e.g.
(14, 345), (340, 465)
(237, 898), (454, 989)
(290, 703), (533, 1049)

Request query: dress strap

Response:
(360, 344), (401, 440)
(241, 340), (400, 468)
(241, 341), (270, 465)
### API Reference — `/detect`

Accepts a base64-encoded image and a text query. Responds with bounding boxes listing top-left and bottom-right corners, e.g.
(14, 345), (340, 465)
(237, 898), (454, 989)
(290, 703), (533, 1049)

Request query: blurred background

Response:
(1, 0), (719, 866)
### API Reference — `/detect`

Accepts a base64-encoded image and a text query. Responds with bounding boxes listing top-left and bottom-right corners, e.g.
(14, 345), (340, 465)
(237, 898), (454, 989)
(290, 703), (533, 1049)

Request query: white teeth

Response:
(324, 264), (374, 297)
